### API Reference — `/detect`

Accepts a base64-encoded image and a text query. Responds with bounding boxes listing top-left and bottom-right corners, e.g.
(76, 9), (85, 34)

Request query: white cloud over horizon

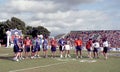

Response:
(0, 0), (120, 36)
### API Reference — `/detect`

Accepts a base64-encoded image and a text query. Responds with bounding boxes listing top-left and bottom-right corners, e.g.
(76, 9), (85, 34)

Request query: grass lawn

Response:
(0, 47), (120, 72)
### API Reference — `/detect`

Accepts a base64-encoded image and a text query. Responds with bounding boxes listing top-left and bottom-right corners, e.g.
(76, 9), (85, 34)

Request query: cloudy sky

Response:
(0, 0), (120, 36)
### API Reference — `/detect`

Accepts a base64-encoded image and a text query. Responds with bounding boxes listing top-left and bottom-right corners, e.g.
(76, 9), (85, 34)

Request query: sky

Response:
(0, 0), (120, 36)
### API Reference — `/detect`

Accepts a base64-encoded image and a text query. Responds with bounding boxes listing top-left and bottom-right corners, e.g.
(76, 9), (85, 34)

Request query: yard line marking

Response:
(9, 62), (67, 72)
(80, 60), (97, 63)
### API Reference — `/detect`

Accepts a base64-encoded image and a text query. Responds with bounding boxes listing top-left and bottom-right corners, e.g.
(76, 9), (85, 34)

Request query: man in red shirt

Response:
(74, 37), (83, 58)
(50, 37), (57, 58)
(24, 36), (32, 58)
(86, 38), (92, 59)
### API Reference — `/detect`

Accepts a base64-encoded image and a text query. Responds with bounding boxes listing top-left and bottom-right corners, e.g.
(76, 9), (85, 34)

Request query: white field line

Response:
(9, 62), (67, 72)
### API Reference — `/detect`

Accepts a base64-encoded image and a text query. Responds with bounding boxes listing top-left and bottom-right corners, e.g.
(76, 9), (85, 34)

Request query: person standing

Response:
(13, 34), (20, 61)
(102, 38), (109, 60)
(43, 37), (48, 58)
(92, 40), (100, 58)
(31, 37), (37, 59)
(18, 35), (24, 60)
(74, 37), (83, 58)
(24, 36), (32, 58)
(64, 38), (71, 58)
(86, 38), (93, 59)
(50, 37), (57, 58)
(58, 37), (65, 58)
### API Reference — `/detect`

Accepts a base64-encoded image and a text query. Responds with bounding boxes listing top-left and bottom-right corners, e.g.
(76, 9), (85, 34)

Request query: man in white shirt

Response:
(92, 40), (100, 58)
(102, 38), (109, 60)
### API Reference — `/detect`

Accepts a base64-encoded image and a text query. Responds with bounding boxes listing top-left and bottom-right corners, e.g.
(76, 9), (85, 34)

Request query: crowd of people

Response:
(13, 33), (110, 62)
(67, 30), (120, 48)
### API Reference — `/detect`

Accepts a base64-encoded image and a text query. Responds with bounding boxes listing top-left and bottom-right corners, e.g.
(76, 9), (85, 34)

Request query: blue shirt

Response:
(43, 39), (48, 46)
(13, 37), (19, 46)
(58, 39), (65, 46)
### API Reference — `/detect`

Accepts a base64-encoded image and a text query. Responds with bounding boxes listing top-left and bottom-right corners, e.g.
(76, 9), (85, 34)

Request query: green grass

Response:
(0, 47), (120, 72)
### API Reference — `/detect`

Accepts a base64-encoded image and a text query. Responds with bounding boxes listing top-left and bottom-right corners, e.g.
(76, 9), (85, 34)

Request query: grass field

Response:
(0, 47), (120, 72)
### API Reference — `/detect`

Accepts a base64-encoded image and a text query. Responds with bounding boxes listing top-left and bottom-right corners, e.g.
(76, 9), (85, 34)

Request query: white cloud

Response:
(0, 0), (120, 36)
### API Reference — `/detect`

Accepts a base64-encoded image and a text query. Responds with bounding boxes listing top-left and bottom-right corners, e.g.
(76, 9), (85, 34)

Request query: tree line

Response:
(0, 17), (50, 44)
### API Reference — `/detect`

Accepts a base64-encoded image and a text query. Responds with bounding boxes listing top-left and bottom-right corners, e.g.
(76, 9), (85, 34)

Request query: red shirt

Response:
(51, 39), (57, 47)
(86, 41), (92, 49)
(75, 40), (82, 46)
(24, 39), (32, 46)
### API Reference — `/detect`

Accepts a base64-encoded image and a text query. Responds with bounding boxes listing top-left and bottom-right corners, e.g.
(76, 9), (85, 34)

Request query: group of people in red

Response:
(13, 34), (109, 61)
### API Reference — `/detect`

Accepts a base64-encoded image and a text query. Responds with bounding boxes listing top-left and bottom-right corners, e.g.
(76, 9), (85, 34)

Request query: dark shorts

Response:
(76, 46), (82, 51)
(59, 45), (64, 51)
(25, 46), (30, 52)
(103, 47), (108, 53)
(13, 45), (19, 53)
(36, 45), (40, 51)
(19, 48), (23, 52)
(51, 46), (56, 52)
(43, 45), (48, 51)
(87, 48), (91, 52)
(31, 46), (36, 53)
(93, 48), (98, 52)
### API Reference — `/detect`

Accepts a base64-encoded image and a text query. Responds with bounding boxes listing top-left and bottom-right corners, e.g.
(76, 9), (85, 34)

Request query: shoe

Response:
(80, 56), (82, 59)
(76, 56), (79, 59)
(65, 54), (67, 58)
(68, 55), (71, 58)
(60, 55), (63, 58)
(13, 57), (19, 62)
(16, 59), (19, 62)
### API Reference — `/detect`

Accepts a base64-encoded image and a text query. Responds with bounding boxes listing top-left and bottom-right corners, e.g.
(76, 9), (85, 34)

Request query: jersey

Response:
(51, 39), (57, 47)
(24, 39), (32, 46)
(86, 40), (92, 49)
(43, 39), (48, 46)
(13, 37), (19, 46)
(58, 39), (65, 46)
(19, 38), (24, 48)
(103, 41), (109, 47)
(75, 40), (82, 46)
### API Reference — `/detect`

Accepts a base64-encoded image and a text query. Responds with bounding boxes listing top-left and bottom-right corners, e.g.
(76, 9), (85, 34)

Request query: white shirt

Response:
(103, 41), (109, 47)
(93, 42), (100, 48)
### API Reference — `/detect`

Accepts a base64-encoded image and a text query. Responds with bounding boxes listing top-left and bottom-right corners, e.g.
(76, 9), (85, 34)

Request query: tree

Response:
(0, 17), (50, 44)
(26, 26), (50, 38)
(10, 17), (26, 34)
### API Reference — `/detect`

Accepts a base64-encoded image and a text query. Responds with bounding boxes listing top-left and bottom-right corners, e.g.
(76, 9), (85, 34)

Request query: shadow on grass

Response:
(0, 56), (13, 61)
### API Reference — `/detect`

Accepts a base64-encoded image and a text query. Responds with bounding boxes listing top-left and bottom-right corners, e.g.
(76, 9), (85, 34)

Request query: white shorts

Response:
(65, 45), (70, 50)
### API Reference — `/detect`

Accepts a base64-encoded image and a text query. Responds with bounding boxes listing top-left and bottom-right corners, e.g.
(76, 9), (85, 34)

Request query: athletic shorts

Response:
(36, 45), (40, 51)
(13, 45), (19, 53)
(76, 46), (82, 51)
(65, 45), (70, 50)
(25, 46), (30, 52)
(43, 45), (48, 51)
(51, 46), (56, 52)
(59, 45), (64, 51)
(87, 48), (91, 52)
(19, 48), (23, 52)
(31, 46), (36, 53)
(103, 47), (108, 53)
(93, 48), (98, 52)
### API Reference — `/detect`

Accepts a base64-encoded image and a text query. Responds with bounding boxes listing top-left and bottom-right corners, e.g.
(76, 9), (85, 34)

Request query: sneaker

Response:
(65, 54), (67, 58)
(31, 56), (34, 59)
(60, 55), (63, 58)
(21, 57), (24, 60)
(13, 57), (19, 62)
(80, 56), (82, 59)
(68, 55), (71, 58)
(16, 59), (19, 62)
(76, 56), (79, 59)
